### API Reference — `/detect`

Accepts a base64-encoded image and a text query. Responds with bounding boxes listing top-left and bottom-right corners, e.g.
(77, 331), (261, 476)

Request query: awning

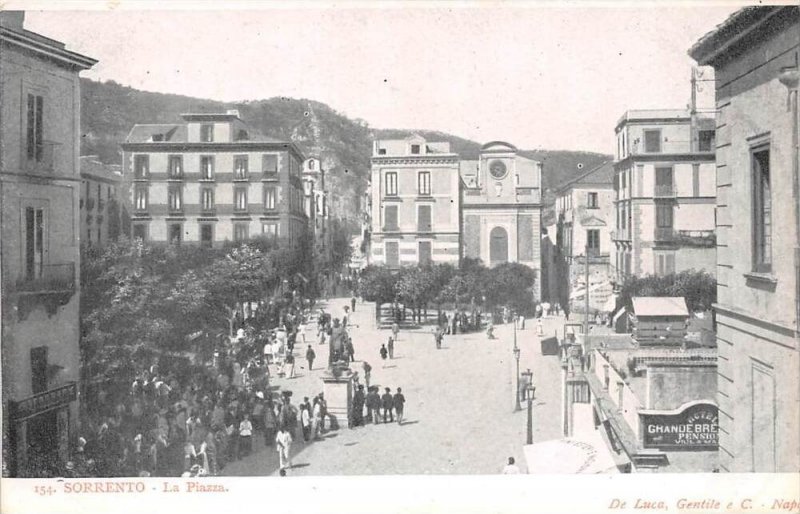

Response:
(523, 430), (620, 474)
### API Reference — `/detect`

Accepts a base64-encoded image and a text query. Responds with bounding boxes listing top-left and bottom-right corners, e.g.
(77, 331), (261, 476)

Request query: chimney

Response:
(226, 109), (240, 118)
(0, 11), (25, 30)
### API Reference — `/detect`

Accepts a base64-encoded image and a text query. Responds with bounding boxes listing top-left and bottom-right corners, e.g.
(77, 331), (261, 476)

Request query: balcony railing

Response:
(14, 263), (75, 294)
(674, 229), (716, 247)
(654, 185), (675, 198)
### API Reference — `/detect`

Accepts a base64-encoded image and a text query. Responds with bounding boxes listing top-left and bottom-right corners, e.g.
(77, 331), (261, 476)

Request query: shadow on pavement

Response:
(398, 420), (419, 426)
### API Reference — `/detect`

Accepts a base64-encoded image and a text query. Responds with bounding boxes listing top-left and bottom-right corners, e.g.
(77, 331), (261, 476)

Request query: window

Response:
(234, 223), (249, 242)
(309, 160), (315, 170)
(378, 148), (387, 155)
(418, 205), (432, 232)
(411, 144), (420, 154)
(26, 94), (44, 162)
(644, 130), (661, 153)
(200, 156), (214, 180)
(134, 185), (148, 211)
(620, 171), (627, 191)
(264, 186), (276, 210)
(132, 224), (147, 241)
(25, 207), (44, 281)
(384, 205), (399, 231)
(656, 202), (673, 228)
(200, 224), (213, 247)
(234, 187), (248, 212)
(587, 192), (598, 209)
(418, 171), (431, 195)
(385, 172), (398, 196)
(419, 241), (432, 265)
(385, 241), (400, 267)
(201, 188), (215, 212)
(655, 166), (674, 196)
(262, 154), (278, 174)
(587, 229), (600, 254)
(621, 204), (627, 230)
(30, 346), (48, 395)
(200, 124), (214, 142)
(655, 253), (676, 276)
(262, 223), (278, 240)
(699, 130), (715, 152)
(752, 147), (772, 272)
(134, 155), (149, 179)
(168, 223), (182, 245)
(234, 155), (249, 180)
(168, 155), (183, 178)
(168, 186), (183, 212)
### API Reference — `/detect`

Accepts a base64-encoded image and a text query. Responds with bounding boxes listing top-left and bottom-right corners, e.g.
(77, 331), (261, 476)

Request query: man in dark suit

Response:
(351, 385), (365, 427)
(381, 387), (394, 423)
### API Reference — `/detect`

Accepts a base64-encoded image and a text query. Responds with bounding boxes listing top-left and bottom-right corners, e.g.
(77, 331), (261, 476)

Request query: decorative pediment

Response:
(579, 214), (607, 227)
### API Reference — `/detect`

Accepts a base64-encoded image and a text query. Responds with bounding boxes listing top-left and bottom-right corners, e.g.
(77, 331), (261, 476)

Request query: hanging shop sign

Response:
(640, 400), (718, 451)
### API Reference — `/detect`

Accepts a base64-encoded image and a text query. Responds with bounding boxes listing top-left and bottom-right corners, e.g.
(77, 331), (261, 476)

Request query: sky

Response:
(21, 2), (740, 155)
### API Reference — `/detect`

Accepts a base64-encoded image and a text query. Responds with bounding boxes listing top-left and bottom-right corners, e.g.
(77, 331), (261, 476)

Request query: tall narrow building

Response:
(0, 11), (97, 477)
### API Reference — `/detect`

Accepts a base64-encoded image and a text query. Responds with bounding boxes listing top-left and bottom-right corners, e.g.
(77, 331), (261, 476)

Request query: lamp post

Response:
(526, 382), (535, 445)
(513, 345), (521, 412)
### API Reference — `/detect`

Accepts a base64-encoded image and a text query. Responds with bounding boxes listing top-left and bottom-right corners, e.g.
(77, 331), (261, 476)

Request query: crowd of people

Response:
(64, 294), (350, 478)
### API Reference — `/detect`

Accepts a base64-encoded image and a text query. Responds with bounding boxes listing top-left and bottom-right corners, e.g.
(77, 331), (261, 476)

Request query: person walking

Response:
(263, 400), (277, 447)
(275, 427), (292, 470)
(366, 387), (381, 425)
(379, 344), (388, 367)
(352, 385), (365, 427)
(363, 361), (372, 389)
(387, 337), (395, 359)
(286, 352), (296, 379)
(391, 321), (399, 342)
(345, 336), (355, 363)
(300, 405), (311, 442)
(306, 345), (316, 371)
(394, 387), (405, 425)
(238, 414), (253, 457)
(381, 387), (394, 423)
(351, 296), (357, 313)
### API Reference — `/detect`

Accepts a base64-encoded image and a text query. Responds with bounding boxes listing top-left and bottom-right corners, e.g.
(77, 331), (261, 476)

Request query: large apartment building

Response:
(121, 111), (308, 247)
(0, 11), (96, 477)
(370, 134), (462, 266)
(612, 108), (717, 281)
(690, 5), (800, 472)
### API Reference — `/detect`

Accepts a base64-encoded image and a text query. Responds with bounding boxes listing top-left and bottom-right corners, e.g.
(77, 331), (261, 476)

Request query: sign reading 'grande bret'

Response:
(640, 401), (718, 451)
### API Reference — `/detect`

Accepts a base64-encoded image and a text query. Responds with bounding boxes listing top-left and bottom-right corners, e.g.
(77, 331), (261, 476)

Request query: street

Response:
(224, 297), (566, 476)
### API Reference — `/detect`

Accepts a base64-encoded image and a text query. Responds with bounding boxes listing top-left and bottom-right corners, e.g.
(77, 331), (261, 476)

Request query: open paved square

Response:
(224, 297), (566, 476)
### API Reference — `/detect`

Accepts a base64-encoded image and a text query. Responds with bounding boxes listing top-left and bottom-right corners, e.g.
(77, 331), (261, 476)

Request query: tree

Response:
(358, 265), (398, 321)
(617, 270), (716, 313)
(483, 263), (537, 314)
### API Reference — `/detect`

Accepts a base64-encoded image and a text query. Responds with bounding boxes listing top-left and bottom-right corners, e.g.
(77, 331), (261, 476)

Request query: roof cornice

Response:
(0, 27), (96, 70)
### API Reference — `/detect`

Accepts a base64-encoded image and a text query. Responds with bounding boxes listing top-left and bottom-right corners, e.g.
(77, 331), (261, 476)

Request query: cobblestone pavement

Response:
(223, 298), (567, 476)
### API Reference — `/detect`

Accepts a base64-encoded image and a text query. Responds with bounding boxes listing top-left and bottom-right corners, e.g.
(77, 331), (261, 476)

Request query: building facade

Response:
(555, 161), (615, 314)
(121, 111), (307, 247)
(0, 11), (96, 477)
(370, 134), (461, 267)
(79, 155), (123, 247)
(690, 5), (800, 472)
(302, 156), (330, 260)
(612, 109), (717, 281)
(460, 141), (543, 298)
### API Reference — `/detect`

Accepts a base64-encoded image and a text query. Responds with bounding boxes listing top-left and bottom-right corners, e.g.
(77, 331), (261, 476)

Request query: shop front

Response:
(8, 382), (76, 477)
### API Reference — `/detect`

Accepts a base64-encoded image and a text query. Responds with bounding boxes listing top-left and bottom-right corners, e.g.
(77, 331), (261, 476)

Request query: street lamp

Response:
(513, 346), (521, 412)
(525, 381), (535, 445)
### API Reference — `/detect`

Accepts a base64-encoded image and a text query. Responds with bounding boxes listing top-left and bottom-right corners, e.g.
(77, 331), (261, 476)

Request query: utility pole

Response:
(584, 245), (590, 336)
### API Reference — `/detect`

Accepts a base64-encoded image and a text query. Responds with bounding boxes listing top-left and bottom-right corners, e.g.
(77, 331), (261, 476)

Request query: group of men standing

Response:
(353, 386), (405, 426)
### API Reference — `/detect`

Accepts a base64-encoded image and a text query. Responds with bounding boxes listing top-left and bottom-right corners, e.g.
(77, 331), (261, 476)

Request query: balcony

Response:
(654, 185), (675, 198)
(14, 263), (75, 294)
(673, 229), (716, 247)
